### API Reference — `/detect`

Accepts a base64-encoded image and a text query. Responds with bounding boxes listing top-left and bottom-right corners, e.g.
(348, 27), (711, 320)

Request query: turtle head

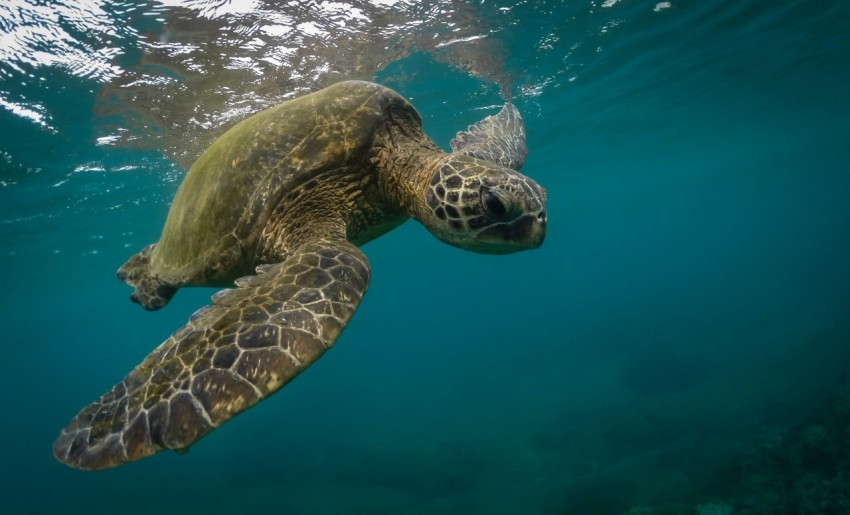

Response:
(417, 154), (547, 254)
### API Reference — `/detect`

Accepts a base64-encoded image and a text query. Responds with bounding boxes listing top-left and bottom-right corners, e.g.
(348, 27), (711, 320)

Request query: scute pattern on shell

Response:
(148, 81), (414, 286)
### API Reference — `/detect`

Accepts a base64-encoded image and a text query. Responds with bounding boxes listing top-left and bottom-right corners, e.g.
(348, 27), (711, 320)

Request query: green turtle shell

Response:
(149, 80), (419, 286)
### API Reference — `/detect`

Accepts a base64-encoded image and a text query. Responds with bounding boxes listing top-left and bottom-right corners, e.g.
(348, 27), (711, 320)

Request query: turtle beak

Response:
(469, 210), (546, 254)
(529, 209), (547, 248)
(512, 184), (547, 250)
(512, 211), (547, 250)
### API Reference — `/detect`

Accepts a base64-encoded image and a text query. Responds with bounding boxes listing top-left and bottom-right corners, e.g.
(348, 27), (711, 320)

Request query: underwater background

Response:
(2, 0), (849, 513)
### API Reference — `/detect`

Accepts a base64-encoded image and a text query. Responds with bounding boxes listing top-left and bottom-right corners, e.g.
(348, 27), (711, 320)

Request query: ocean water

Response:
(2, 1), (850, 513)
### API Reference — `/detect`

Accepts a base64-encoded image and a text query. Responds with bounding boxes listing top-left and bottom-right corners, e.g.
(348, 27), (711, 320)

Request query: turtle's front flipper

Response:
(54, 238), (370, 470)
(450, 103), (527, 171)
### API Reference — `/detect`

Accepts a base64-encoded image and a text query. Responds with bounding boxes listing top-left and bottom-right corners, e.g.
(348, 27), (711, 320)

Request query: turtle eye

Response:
(481, 188), (509, 218)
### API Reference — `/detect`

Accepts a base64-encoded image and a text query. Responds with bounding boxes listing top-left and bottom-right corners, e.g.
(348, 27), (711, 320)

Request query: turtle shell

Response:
(149, 80), (419, 285)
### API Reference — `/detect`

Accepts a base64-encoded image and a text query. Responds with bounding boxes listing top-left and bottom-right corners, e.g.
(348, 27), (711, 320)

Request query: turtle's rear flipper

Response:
(117, 244), (177, 311)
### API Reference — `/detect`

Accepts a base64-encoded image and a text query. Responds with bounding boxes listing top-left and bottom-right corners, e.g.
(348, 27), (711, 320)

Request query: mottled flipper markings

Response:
(450, 103), (527, 171)
(53, 238), (370, 470)
(116, 244), (177, 311)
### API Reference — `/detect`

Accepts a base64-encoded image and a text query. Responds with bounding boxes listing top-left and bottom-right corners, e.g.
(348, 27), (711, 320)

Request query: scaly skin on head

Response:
(417, 154), (547, 253)
(371, 103), (547, 254)
(375, 142), (547, 254)
(370, 103), (444, 216)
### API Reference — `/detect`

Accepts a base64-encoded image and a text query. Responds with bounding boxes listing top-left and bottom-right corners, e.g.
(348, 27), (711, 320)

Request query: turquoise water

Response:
(2, 1), (850, 513)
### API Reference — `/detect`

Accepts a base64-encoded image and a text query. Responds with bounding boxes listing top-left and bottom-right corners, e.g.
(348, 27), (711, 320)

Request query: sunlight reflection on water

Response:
(1, 0), (517, 166)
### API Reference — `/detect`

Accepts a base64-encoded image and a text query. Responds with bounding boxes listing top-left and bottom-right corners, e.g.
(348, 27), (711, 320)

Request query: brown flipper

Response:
(54, 238), (370, 470)
(450, 103), (527, 171)
(116, 244), (178, 311)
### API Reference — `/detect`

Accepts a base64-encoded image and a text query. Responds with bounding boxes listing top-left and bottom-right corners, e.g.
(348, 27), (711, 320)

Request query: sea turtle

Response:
(53, 80), (547, 470)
